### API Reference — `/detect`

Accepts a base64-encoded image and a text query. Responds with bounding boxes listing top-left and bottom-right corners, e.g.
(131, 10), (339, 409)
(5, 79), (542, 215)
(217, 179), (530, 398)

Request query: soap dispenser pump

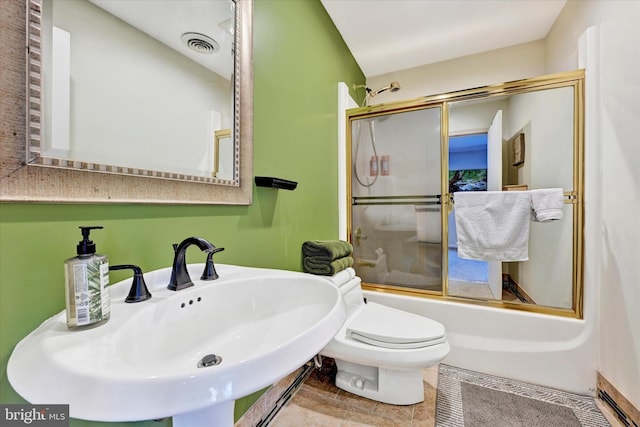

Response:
(64, 226), (110, 329)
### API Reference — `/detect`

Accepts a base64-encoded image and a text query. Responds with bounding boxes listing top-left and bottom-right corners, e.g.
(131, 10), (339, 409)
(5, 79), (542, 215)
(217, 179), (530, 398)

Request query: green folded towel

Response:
(302, 240), (353, 261)
(303, 256), (354, 276)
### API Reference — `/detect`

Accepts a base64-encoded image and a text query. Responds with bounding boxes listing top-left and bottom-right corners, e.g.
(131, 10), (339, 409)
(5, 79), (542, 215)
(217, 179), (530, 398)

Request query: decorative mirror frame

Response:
(346, 70), (585, 318)
(0, 0), (253, 205)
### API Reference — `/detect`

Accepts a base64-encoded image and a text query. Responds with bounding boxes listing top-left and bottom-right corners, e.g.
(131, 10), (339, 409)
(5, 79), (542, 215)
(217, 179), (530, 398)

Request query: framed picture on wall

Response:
(511, 133), (525, 166)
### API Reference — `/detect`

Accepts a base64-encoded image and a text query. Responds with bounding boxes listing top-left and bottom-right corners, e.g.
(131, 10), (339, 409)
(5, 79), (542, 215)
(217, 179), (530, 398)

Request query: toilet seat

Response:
(346, 302), (446, 349)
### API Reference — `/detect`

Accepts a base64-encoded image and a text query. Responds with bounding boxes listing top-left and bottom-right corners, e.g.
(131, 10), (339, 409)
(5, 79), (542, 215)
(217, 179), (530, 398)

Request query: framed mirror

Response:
(0, 0), (253, 204)
(347, 70), (584, 318)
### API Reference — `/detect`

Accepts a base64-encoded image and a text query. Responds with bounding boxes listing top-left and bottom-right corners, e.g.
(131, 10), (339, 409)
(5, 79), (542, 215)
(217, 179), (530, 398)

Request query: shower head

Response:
(356, 81), (402, 106)
(370, 81), (401, 97)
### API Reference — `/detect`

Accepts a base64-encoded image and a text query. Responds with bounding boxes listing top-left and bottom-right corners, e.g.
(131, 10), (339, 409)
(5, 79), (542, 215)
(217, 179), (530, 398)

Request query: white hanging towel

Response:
(454, 191), (531, 262)
(530, 188), (564, 222)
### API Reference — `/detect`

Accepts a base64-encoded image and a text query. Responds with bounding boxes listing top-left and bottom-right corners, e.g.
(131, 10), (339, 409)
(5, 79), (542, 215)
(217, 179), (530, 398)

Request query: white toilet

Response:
(321, 274), (450, 405)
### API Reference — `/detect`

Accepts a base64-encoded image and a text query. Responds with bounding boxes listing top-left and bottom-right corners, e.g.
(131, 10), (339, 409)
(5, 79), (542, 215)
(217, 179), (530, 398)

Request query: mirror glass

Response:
(447, 87), (575, 309)
(31, 0), (239, 184)
(348, 72), (583, 317)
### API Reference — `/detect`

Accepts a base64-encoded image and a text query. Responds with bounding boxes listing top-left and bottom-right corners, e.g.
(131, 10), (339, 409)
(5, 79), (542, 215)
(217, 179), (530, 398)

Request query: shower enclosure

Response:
(347, 70), (584, 317)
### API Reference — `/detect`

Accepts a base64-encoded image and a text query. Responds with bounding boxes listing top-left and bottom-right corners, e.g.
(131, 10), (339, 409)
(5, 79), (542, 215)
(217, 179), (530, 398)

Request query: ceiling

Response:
(89, 0), (234, 79)
(320, 0), (567, 77)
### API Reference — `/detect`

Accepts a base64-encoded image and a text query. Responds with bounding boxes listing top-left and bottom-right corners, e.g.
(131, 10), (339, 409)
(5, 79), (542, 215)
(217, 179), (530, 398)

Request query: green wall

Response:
(0, 1), (364, 425)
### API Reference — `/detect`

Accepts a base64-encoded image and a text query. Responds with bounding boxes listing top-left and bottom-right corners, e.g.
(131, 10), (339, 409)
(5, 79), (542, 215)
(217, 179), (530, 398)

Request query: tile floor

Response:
(263, 359), (625, 427)
(269, 359), (438, 426)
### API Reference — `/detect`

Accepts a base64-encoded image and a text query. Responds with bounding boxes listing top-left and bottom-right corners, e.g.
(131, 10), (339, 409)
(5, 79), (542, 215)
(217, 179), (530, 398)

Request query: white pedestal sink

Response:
(8, 264), (346, 425)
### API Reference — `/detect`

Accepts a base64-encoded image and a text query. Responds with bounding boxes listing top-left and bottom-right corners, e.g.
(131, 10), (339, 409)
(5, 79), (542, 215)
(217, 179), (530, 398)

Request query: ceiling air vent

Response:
(181, 32), (219, 54)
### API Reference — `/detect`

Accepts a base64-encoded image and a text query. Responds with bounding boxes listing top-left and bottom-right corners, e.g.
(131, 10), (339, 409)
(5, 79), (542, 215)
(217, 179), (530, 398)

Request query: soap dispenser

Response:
(64, 226), (110, 329)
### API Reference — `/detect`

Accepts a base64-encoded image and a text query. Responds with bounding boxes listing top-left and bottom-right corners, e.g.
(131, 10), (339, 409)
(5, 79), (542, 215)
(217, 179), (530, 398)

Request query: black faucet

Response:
(167, 237), (224, 291)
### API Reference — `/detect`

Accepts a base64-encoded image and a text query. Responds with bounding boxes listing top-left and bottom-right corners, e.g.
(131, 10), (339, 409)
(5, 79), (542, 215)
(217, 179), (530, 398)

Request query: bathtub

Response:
(363, 289), (597, 395)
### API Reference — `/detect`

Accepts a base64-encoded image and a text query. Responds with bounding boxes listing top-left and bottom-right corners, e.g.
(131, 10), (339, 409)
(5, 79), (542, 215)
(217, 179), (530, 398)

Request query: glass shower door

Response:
(350, 106), (443, 293)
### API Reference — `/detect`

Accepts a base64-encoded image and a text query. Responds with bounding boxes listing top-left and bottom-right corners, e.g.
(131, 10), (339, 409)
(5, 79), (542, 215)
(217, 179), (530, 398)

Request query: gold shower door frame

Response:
(345, 70), (585, 319)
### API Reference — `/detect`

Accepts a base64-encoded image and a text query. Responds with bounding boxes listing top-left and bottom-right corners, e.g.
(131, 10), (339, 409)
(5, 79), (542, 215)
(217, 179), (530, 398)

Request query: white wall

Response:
(43, 0), (232, 176)
(449, 99), (509, 135)
(367, 40), (546, 104)
(546, 0), (640, 410)
(506, 89), (574, 308)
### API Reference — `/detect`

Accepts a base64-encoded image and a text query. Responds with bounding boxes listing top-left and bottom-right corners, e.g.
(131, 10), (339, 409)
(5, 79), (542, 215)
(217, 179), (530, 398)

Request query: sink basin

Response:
(8, 264), (346, 425)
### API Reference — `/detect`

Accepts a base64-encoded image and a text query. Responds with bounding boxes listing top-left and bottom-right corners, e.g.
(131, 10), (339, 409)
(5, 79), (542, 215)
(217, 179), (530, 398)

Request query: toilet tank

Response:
(338, 277), (366, 316)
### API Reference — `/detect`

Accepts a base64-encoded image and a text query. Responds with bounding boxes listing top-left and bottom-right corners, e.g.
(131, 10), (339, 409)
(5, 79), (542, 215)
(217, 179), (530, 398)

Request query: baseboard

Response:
(502, 274), (536, 304)
(597, 371), (639, 427)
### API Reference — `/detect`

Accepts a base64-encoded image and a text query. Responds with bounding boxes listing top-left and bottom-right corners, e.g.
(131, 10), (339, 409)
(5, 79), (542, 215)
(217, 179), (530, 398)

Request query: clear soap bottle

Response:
(64, 226), (110, 329)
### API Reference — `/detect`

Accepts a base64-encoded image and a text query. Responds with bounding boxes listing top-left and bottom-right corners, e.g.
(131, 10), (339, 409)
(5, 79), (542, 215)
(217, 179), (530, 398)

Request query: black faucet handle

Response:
(109, 264), (152, 303)
(201, 247), (225, 281)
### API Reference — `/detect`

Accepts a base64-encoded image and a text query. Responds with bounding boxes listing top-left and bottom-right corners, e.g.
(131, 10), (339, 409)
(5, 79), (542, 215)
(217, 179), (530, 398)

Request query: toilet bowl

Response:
(320, 274), (450, 405)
